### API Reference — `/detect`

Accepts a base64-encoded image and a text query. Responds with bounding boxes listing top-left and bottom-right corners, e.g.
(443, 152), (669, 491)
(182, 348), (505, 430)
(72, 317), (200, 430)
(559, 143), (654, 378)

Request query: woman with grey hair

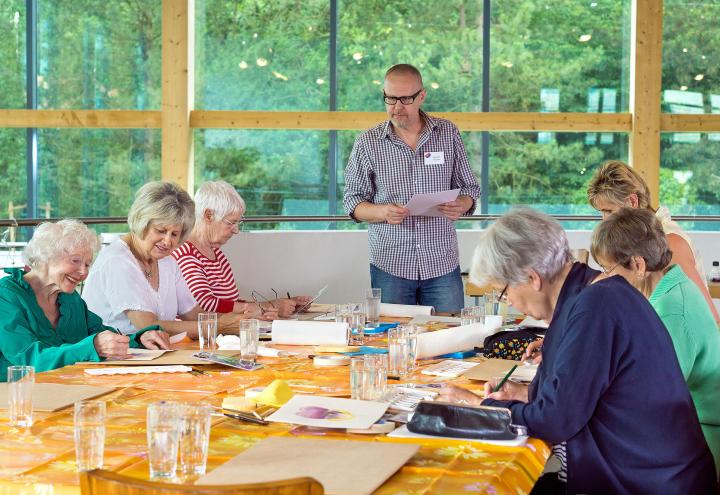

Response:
(591, 207), (720, 473)
(440, 208), (715, 493)
(0, 220), (168, 381)
(83, 181), (240, 337)
(173, 180), (310, 317)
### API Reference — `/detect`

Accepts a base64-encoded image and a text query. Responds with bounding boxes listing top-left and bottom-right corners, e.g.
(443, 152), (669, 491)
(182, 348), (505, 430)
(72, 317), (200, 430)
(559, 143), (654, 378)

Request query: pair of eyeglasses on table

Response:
(250, 289), (281, 315)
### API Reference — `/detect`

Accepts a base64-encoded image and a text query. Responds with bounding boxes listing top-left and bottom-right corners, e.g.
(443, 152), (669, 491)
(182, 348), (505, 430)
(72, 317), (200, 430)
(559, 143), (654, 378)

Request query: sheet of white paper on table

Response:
(271, 320), (349, 346)
(266, 395), (389, 430)
(123, 348), (172, 361)
(84, 365), (192, 375)
(415, 316), (502, 359)
(169, 332), (187, 344)
(379, 303), (433, 318)
(404, 188), (460, 217)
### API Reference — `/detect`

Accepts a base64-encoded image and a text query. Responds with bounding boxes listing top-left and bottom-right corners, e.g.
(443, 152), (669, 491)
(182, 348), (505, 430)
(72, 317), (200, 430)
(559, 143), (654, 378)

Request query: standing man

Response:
(343, 64), (480, 314)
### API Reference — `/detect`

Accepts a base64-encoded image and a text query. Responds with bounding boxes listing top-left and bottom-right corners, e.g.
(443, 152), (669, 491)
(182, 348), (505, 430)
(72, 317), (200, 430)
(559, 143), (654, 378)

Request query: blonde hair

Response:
(590, 207), (672, 296)
(23, 219), (100, 267)
(127, 181), (195, 243)
(587, 160), (653, 210)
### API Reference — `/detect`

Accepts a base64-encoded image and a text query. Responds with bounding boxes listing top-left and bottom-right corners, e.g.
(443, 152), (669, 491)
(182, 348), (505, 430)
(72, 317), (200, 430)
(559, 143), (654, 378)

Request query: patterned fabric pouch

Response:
(481, 330), (543, 360)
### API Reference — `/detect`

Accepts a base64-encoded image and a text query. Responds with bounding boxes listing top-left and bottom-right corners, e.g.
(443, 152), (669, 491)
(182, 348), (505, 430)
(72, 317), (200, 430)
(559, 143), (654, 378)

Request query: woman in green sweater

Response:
(0, 219), (169, 381)
(591, 207), (720, 473)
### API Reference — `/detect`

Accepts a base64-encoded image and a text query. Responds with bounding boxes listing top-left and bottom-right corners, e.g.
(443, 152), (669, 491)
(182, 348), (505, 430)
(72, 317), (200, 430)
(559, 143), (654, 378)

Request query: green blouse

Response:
(649, 264), (720, 471)
(0, 268), (143, 381)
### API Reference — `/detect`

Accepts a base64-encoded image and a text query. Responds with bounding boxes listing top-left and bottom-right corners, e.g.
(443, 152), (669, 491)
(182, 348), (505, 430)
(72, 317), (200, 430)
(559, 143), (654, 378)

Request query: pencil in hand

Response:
(493, 364), (518, 393)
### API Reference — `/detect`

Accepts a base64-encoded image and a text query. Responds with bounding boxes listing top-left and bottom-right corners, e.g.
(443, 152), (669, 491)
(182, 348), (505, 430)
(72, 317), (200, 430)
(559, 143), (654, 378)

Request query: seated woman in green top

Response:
(591, 207), (720, 472)
(0, 219), (169, 381)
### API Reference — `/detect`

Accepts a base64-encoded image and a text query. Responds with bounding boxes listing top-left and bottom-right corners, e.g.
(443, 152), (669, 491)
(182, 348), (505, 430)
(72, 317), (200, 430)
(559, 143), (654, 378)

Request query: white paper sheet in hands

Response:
(415, 315), (502, 359)
(84, 365), (192, 375)
(379, 303), (433, 318)
(271, 320), (348, 346)
(404, 188), (460, 217)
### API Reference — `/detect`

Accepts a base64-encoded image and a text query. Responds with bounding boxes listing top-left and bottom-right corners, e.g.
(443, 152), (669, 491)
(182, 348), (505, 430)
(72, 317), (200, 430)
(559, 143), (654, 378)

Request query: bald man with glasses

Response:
(343, 64), (480, 314)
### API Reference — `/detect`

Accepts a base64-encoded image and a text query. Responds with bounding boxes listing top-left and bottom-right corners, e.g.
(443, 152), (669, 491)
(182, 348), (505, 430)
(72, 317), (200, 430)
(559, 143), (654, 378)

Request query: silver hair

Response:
(471, 207), (573, 286)
(127, 181), (195, 243)
(194, 180), (246, 222)
(23, 219), (101, 267)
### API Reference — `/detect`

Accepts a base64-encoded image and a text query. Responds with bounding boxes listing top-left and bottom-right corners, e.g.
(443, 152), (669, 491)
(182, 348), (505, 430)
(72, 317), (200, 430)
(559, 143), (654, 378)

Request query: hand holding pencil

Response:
(484, 366), (530, 402)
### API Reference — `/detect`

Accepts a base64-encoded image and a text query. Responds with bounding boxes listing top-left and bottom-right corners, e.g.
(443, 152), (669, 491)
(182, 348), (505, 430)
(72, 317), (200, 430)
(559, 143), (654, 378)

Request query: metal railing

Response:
(1, 214), (720, 228)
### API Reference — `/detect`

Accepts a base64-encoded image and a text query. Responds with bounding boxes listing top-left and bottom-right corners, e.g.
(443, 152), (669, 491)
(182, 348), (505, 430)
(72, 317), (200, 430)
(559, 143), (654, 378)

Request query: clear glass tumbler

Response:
(238, 319), (260, 367)
(365, 288), (381, 327)
(197, 312), (218, 353)
(7, 365), (34, 428)
(74, 400), (106, 471)
(177, 403), (212, 479)
(147, 401), (180, 480)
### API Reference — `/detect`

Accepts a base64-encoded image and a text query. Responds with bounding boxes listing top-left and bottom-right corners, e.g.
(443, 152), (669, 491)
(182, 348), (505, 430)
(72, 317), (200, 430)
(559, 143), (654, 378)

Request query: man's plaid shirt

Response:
(343, 112), (480, 280)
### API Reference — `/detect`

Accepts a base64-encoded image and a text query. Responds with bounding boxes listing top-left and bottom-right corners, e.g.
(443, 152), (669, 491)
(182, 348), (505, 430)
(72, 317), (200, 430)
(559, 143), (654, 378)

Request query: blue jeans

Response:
(370, 265), (464, 314)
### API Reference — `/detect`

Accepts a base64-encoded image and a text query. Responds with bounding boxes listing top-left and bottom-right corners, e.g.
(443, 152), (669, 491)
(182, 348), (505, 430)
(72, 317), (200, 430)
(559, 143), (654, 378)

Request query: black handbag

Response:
(406, 401), (524, 440)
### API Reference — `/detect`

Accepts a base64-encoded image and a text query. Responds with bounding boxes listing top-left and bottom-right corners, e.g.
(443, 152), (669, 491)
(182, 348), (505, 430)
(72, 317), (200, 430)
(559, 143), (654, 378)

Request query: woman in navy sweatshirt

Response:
(442, 207), (716, 494)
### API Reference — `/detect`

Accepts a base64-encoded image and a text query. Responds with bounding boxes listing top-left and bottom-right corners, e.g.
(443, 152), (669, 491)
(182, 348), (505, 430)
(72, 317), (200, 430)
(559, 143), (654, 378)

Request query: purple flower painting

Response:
(296, 406), (353, 421)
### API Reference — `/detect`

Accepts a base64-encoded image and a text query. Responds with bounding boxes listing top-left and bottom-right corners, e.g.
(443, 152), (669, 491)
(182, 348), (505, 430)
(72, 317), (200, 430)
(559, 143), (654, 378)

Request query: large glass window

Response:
(0, 2), (25, 109)
(660, 133), (720, 230)
(662, 1), (720, 229)
(37, 1), (161, 109)
(491, 1), (630, 113)
(195, 129), (331, 229)
(38, 129), (160, 223)
(338, 1), (484, 112)
(195, 0), (329, 110)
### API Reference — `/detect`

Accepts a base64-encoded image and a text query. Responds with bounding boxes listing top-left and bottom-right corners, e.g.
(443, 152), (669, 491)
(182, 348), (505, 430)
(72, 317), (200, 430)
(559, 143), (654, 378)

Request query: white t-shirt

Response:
(655, 206), (707, 283)
(83, 239), (197, 335)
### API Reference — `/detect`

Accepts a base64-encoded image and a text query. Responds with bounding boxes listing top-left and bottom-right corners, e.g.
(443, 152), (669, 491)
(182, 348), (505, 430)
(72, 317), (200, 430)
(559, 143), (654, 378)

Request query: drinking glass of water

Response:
(365, 288), (381, 327)
(147, 401), (180, 480)
(74, 400), (106, 471)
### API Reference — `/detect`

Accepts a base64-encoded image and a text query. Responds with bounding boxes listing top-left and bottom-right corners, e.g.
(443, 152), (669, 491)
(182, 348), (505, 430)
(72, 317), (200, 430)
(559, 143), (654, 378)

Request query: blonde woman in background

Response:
(83, 181), (241, 337)
(587, 160), (719, 324)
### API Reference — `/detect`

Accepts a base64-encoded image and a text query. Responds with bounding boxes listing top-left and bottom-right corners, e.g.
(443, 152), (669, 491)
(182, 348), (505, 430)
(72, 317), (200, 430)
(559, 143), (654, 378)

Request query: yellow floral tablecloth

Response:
(0, 341), (549, 495)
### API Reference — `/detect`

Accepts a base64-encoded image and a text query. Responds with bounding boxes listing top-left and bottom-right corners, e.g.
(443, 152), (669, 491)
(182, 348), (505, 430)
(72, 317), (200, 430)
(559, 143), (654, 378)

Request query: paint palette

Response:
(385, 387), (438, 412)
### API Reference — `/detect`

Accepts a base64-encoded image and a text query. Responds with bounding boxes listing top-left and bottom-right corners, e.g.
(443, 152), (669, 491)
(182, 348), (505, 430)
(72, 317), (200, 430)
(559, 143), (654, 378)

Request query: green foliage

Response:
(0, 0), (719, 232)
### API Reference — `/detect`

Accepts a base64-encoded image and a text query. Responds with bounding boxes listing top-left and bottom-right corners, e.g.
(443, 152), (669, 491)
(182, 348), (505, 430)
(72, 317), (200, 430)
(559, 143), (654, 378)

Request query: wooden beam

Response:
(161, 0), (194, 192)
(0, 110), (160, 128)
(190, 111), (632, 132)
(629, 0), (663, 207)
(660, 114), (720, 132)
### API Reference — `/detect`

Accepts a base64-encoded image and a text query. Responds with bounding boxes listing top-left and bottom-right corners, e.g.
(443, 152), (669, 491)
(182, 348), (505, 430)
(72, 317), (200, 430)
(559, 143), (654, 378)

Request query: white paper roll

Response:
(379, 303), (434, 317)
(271, 320), (349, 346)
(415, 316), (502, 359)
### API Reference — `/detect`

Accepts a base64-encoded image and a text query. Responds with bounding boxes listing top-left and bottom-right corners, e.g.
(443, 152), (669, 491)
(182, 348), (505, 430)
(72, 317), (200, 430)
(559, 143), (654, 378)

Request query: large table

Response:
(0, 331), (549, 495)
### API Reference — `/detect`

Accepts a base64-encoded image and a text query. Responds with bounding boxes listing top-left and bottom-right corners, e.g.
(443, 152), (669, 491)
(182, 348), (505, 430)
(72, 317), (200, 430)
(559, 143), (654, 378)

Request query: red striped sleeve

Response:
(173, 242), (240, 313)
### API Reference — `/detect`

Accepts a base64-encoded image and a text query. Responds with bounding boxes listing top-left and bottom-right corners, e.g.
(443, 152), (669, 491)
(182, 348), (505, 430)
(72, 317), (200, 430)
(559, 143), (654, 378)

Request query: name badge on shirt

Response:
(423, 151), (445, 165)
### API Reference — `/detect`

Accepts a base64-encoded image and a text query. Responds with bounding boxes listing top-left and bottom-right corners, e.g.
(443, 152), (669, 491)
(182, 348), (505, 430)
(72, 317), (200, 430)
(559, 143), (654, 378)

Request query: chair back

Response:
(80, 469), (324, 495)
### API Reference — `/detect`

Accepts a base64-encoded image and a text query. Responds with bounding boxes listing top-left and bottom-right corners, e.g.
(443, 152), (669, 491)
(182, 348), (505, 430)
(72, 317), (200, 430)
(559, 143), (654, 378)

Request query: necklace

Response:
(126, 236), (156, 280)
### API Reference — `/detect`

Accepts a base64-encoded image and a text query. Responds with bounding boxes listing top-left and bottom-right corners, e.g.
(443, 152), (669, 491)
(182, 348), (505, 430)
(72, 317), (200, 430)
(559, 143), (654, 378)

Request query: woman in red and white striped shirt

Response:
(173, 181), (309, 316)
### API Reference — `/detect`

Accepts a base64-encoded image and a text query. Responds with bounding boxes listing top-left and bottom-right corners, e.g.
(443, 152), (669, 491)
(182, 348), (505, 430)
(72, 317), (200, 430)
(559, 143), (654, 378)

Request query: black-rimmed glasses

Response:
(250, 289), (277, 315)
(383, 88), (423, 105)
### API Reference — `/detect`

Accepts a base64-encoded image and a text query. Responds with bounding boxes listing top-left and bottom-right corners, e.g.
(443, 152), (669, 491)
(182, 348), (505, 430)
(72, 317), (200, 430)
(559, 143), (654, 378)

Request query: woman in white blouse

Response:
(83, 181), (240, 337)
